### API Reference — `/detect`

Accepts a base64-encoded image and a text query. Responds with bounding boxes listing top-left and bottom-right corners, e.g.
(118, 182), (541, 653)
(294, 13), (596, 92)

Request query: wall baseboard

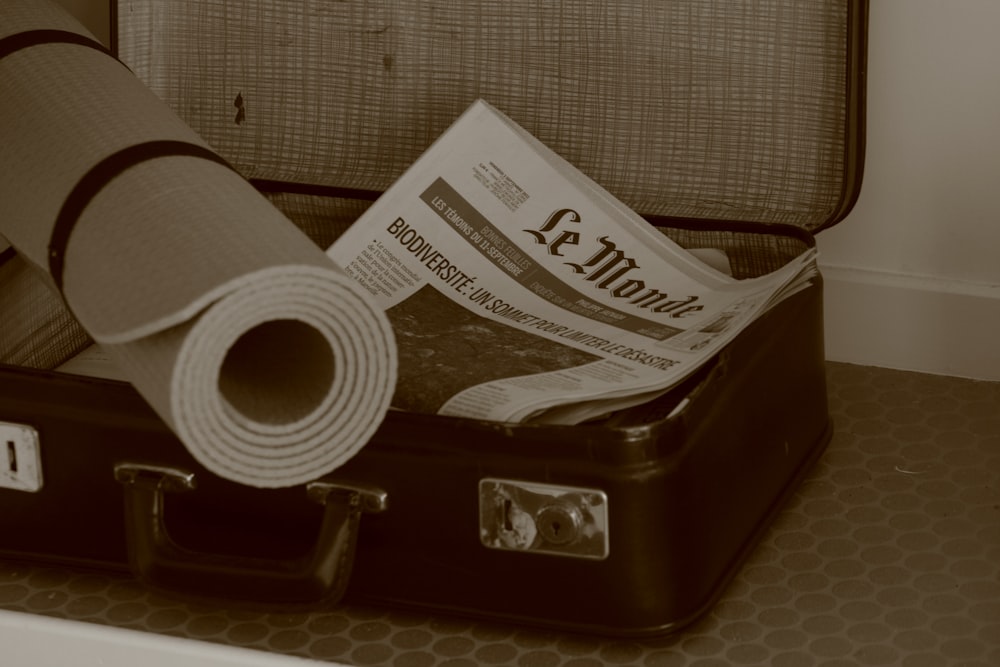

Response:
(820, 264), (1000, 381)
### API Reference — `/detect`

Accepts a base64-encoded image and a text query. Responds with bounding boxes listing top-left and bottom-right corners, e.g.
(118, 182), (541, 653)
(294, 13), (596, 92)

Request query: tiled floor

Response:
(2, 362), (998, 666)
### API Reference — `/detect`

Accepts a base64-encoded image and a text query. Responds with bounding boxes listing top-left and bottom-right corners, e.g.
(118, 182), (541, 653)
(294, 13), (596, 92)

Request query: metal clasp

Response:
(479, 479), (609, 560)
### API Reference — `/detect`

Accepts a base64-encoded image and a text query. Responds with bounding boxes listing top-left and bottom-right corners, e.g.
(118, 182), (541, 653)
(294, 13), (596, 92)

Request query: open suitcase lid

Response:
(112, 0), (867, 234)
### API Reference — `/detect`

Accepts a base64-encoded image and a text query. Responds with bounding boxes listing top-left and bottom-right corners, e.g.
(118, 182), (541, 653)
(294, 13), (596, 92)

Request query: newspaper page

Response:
(328, 100), (816, 425)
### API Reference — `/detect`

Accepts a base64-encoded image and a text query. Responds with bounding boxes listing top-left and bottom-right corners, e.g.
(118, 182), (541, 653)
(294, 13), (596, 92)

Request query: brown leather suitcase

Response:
(0, 0), (867, 636)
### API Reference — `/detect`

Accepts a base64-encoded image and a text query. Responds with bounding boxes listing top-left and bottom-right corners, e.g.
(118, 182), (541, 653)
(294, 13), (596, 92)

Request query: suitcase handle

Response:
(113, 462), (387, 605)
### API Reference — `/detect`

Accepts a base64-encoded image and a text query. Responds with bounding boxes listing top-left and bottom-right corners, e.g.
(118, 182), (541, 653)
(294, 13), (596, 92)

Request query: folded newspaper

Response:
(326, 99), (817, 425)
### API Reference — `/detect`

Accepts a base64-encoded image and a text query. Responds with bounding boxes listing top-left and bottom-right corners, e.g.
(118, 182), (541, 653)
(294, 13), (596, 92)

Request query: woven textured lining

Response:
(2, 0), (844, 370)
(261, 192), (373, 252)
(0, 253), (91, 368)
(118, 0), (850, 229)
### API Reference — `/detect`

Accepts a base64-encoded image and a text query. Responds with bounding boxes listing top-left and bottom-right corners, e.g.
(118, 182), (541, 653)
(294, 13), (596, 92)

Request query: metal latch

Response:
(479, 478), (609, 560)
(1, 421), (43, 492)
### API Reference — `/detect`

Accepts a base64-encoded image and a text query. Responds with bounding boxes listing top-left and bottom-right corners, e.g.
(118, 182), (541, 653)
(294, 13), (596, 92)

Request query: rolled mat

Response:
(0, 0), (397, 488)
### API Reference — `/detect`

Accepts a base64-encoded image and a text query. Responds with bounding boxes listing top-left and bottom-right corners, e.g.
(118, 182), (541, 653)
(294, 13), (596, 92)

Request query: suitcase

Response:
(0, 0), (867, 637)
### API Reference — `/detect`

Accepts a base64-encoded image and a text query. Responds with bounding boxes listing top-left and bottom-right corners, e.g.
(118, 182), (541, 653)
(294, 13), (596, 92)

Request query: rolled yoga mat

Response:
(0, 0), (397, 488)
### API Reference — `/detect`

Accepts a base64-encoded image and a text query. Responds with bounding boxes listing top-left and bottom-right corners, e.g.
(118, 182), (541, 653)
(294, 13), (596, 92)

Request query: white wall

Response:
(54, 0), (1000, 380)
(818, 0), (1000, 380)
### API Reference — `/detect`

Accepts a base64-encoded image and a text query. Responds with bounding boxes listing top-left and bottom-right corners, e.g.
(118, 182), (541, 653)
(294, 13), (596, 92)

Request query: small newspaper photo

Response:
(327, 99), (816, 425)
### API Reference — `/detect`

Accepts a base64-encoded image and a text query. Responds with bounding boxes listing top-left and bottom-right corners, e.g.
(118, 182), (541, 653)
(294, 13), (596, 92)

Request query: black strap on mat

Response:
(48, 141), (237, 290)
(0, 28), (118, 63)
(0, 33), (226, 290)
(0, 247), (16, 269)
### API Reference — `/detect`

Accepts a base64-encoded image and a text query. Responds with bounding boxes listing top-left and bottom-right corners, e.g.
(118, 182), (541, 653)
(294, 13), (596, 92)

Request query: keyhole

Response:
(502, 499), (513, 531)
(537, 504), (580, 546)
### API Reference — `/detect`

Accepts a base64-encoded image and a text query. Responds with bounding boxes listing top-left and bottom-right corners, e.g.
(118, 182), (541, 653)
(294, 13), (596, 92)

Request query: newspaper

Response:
(327, 100), (817, 425)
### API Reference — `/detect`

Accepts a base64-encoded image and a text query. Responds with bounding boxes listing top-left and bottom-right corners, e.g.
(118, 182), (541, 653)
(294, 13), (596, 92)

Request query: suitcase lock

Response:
(479, 479), (609, 560)
(113, 462), (386, 604)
